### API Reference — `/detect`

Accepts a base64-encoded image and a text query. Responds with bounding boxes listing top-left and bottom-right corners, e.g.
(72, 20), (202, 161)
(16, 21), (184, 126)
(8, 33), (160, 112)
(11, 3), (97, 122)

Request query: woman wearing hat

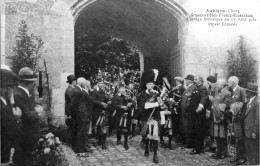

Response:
(13, 67), (42, 166)
(1, 65), (23, 165)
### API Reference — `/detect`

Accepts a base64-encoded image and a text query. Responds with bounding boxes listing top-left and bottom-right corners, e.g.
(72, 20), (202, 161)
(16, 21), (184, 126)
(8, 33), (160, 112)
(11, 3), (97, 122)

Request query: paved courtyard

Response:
(61, 135), (234, 166)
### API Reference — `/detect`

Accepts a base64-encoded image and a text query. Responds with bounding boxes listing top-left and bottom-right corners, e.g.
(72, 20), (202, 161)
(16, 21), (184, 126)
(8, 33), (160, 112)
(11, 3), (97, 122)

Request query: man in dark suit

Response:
(90, 79), (109, 149)
(181, 74), (195, 148)
(242, 83), (259, 165)
(73, 78), (93, 153)
(65, 74), (76, 145)
(14, 67), (43, 166)
(189, 75), (208, 155)
(228, 76), (247, 165)
(70, 77), (84, 153)
(1, 65), (22, 165)
(65, 74), (76, 118)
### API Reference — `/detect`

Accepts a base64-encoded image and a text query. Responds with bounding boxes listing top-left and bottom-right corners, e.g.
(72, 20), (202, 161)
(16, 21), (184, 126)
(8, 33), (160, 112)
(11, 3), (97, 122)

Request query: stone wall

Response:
(3, 0), (76, 126)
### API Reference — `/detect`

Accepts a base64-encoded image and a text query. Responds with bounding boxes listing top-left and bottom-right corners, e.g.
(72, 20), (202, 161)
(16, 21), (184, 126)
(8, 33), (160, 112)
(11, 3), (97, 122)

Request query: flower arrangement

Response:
(33, 132), (62, 166)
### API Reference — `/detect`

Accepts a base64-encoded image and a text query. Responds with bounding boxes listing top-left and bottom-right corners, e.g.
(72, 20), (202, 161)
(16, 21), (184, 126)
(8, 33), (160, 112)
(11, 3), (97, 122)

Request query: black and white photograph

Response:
(0, 0), (259, 165)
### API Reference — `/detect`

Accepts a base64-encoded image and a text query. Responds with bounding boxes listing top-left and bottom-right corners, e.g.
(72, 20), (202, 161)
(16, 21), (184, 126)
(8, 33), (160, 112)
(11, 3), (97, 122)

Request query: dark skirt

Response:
(116, 114), (131, 130)
(92, 111), (109, 127)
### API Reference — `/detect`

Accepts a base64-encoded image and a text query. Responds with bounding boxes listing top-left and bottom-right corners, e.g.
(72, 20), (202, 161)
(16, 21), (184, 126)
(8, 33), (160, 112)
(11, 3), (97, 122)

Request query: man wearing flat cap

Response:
(180, 74), (195, 148)
(13, 67), (43, 166)
(242, 82), (259, 165)
(205, 76), (218, 152)
(1, 65), (23, 165)
(65, 74), (76, 145)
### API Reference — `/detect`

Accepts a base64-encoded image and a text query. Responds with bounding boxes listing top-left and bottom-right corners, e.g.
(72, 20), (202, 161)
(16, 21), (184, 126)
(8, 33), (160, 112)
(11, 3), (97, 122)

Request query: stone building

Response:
(0, 0), (259, 125)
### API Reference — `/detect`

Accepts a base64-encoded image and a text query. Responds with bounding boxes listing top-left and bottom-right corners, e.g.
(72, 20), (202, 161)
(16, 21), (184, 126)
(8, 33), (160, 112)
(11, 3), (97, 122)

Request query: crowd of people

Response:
(64, 69), (259, 165)
(1, 65), (43, 166)
(1, 64), (259, 166)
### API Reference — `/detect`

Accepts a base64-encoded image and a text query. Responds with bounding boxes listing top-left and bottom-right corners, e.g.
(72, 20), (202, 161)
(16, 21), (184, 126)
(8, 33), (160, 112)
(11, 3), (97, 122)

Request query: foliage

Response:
(226, 36), (257, 87)
(8, 20), (44, 74)
(75, 34), (140, 81)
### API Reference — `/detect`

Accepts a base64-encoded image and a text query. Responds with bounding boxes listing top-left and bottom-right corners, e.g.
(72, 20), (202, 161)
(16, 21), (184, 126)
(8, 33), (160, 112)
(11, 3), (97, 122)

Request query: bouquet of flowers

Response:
(33, 132), (61, 166)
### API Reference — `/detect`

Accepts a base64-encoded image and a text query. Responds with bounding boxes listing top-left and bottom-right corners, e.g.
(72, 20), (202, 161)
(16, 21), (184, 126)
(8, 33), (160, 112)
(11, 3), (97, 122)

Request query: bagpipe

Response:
(153, 77), (182, 111)
(103, 80), (139, 119)
(140, 78), (174, 136)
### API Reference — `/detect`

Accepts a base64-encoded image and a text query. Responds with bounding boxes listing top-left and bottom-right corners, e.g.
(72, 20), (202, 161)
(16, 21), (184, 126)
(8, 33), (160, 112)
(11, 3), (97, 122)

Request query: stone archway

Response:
(73, 0), (188, 82)
(40, 0), (188, 125)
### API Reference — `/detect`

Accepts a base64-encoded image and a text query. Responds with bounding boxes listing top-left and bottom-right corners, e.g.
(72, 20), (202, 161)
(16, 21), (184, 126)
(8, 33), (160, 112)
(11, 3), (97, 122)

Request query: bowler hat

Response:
(19, 67), (37, 82)
(174, 76), (184, 83)
(0, 69), (20, 87)
(246, 82), (258, 94)
(207, 76), (216, 83)
(184, 74), (194, 82)
(66, 74), (76, 83)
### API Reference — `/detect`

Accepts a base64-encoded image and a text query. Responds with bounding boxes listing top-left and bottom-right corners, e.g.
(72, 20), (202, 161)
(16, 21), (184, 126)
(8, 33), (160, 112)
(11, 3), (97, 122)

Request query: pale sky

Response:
(185, 0), (260, 49)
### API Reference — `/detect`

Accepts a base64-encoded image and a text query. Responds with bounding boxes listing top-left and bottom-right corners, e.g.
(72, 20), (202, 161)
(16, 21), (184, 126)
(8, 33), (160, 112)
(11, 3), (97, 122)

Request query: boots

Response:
(153, 140), (159, 164)
(117, 130), (122, 145)
(144, 139), (149, 157)
(123, 132), (129, 150)
(101, 134), (107, 150)
(131, 123), (136, 137)
(160, 136), (166, 148)
(150, 140), (154, 152)
(140, 136), (145, 148)
(168, 136), (175, 150)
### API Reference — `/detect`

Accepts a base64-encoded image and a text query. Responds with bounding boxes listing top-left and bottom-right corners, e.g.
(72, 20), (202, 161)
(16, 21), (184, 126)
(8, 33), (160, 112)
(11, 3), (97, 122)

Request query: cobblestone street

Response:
(62, 135), (233, 166)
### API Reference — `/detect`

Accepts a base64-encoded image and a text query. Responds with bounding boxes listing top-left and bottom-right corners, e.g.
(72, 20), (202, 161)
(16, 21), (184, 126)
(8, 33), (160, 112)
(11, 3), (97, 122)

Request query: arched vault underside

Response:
(74, 0), (186, 79)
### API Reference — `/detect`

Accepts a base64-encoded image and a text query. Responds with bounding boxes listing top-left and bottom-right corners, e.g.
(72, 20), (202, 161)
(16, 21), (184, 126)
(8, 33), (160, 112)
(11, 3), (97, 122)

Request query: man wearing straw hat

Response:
(242, 82), (259, 165)
(14, 67), (43, 166)
(1, 64), (22, 166)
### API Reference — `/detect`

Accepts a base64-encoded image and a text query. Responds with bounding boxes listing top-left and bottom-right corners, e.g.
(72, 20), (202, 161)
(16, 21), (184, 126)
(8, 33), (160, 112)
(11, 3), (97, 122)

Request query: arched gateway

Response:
(73, 0), (188, 79)
(56, 0), (188, 125)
